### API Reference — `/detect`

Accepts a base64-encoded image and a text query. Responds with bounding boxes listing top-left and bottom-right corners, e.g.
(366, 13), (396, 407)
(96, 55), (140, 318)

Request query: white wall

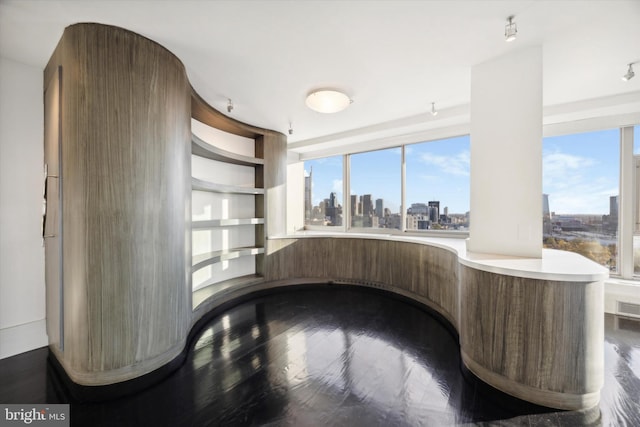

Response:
(0, 56), (47, 358)
(468, 46), (543, 258)
(287, 162), (304, 233)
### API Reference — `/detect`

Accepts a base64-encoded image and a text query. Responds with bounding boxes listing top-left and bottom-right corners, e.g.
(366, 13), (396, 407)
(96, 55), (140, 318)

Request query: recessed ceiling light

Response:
(305, 90), (352, 113)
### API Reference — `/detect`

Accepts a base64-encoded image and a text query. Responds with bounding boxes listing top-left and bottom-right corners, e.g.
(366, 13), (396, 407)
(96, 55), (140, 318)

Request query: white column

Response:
(467, 46), (543, 258)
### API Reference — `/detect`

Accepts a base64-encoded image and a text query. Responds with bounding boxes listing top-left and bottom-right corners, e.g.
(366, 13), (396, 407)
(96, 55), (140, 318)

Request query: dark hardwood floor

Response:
(1, 285), (639, 426)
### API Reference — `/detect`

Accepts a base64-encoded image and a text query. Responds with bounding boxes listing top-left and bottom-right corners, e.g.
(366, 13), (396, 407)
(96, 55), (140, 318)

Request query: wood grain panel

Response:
(459, 265), (603, 409)
(263, 237), (459, 326)
(45, 23), (191, 384)
(261, 133), (287, 238)
(191, 89), (262, 139)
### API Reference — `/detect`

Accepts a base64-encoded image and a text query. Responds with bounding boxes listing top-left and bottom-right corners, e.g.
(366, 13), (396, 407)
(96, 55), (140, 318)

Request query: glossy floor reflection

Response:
(1, 285), (639, 426)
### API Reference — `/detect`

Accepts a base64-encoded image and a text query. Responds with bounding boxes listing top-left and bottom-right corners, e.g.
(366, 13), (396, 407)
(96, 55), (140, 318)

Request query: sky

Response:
(543, 128), (619, 215)
(305, 127), (629, 217)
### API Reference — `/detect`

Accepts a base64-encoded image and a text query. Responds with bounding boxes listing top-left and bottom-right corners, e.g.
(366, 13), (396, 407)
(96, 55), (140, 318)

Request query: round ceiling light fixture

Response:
(305, 89), (352, 113)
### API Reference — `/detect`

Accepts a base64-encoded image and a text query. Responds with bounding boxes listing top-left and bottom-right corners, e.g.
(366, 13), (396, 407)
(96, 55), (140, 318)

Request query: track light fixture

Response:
(622, 63), (635, 81)
(505, 16), (517, 42)
(430, 102), (438, 116)
(227, 99), (234, 113)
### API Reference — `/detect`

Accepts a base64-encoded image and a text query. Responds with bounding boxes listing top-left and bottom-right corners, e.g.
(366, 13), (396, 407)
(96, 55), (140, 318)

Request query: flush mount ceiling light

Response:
(505, 16), (517, 42)
(305, 90), (352, 113)
(622, 63), (635, 81)
(430, 102), (438, 116)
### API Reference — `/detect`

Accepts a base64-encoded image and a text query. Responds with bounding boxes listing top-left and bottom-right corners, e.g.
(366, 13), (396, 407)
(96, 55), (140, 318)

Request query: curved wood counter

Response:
(259, 233), (607, 410)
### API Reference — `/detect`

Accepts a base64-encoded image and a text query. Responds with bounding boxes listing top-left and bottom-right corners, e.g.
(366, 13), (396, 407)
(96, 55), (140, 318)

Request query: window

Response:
(405, 136), (470, 231)
(542, 129), (619, 272)
(350, 148), (402, 229)
(304, 156), (343, 227)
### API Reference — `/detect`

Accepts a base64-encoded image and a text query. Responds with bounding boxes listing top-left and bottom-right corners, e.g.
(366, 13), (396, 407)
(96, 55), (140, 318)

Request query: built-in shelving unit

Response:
(191, 134), (264, 166)
(191, 177), (264, 195)
(192, 218), (264, 229)
(190, 121), (266, 310)
(192, 274), (265, 312)
(192, 247), (265, 271)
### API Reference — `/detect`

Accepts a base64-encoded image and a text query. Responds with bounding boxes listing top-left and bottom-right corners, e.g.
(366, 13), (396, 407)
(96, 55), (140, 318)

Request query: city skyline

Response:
(305, 128), (622, 216)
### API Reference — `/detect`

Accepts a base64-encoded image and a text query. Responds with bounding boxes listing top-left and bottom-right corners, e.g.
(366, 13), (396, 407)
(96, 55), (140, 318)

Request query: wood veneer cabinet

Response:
(43, 23), (286, 388)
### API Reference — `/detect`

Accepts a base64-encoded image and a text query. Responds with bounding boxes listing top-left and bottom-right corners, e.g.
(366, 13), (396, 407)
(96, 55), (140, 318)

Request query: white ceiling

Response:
(1, 0), (639, 152)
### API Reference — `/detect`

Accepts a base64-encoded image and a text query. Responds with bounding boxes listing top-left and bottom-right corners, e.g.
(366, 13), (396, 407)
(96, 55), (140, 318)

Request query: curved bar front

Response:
(262, 234), (607, 410)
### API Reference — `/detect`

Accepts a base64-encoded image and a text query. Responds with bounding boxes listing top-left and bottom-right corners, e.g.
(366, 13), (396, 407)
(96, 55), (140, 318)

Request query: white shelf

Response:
(192, 274), (264, 310)
(192, 246), (264, 272)
(191, 134), (264, 166)
(191, 177), (264, 195)
(190, 121), (265, 311)
(192, 218), (264, 229)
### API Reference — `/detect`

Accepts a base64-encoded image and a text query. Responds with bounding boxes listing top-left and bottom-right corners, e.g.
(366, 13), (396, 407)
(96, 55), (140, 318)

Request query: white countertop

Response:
(269, 232), (610, 282)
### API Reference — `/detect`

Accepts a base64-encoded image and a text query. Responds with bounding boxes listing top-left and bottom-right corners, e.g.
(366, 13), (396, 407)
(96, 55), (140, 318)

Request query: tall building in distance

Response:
(326, 192), (340, 225)
(610, 195), (618, 218)
(428, 201), (440, 223)
(350, 195), (359, 216)
(543, 193), (552, 235)
(362, 194), (373, 216)
(375, 198), (384, 219)
(603, 195), (619, 234)
(304, 167), (312, 222)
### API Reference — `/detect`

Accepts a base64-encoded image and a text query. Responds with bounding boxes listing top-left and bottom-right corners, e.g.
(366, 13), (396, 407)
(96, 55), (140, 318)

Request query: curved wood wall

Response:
(45, 24), (192, 384)
(459, 266), (603, 409)
(264, 237), (459, 327)
(261, 236), (604, 410)
(44, 23), (287, 388)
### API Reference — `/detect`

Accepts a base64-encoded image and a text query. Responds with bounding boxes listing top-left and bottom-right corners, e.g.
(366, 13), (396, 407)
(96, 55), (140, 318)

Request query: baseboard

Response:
(0, 319), (48, 359)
